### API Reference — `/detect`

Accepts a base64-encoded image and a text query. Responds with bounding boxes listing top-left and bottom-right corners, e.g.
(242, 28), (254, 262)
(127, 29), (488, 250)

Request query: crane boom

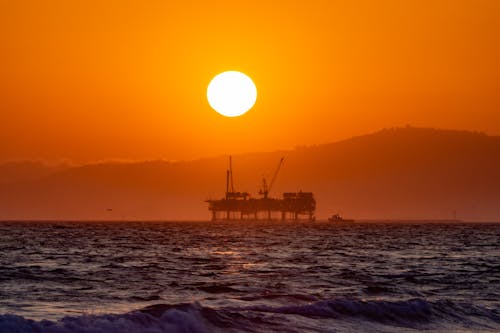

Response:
(268, 157), (285, 194)
(259, 157), (285, 198)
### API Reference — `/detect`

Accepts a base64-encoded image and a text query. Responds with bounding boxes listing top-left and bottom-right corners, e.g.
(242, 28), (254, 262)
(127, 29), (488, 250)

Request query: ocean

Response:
(0, 221), (498, 332)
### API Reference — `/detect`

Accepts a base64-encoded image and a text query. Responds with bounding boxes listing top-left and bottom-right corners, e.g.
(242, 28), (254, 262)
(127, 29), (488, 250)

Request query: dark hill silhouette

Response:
(1, 127), (499, 221)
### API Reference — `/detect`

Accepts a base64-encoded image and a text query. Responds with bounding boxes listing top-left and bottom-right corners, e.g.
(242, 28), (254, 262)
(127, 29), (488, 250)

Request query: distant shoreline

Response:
(0, 219), (499, 224)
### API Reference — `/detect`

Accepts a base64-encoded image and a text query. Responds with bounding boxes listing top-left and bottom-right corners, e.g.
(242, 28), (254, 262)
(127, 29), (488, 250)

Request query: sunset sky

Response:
(1, 0), (499, 163)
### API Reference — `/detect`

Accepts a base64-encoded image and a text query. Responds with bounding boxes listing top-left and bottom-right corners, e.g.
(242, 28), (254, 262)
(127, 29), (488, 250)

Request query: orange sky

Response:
(1, 0), (499, 163)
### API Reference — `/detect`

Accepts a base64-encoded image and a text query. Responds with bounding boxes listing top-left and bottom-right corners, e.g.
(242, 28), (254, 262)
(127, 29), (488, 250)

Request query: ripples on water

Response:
(0, 221), (498, 332)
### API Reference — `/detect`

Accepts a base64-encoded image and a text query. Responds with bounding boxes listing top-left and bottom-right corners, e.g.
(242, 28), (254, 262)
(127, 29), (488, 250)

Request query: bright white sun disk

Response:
(207, 71), (257, 117)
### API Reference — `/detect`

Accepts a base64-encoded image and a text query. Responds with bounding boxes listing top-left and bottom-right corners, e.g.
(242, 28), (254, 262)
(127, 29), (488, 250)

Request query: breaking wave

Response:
(1, 298), (499, 333)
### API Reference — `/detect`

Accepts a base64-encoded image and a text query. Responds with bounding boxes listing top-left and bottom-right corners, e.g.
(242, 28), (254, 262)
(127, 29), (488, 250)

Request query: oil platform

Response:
(206, 157), (316, 221)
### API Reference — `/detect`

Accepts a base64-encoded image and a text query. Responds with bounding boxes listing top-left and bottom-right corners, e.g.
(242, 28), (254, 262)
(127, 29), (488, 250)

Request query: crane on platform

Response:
(259, 157), (285, 199)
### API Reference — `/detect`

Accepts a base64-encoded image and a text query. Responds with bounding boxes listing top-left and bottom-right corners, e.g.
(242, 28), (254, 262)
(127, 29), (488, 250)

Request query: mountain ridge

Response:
(1, 127), (499, 221)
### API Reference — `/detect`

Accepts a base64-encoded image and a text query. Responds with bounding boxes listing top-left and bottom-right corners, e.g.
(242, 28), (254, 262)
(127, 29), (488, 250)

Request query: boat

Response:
(328, 214), (354, 223)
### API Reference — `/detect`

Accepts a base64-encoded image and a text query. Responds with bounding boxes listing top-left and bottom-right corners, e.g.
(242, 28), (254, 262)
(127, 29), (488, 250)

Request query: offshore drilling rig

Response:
(205, 157), (316, 221)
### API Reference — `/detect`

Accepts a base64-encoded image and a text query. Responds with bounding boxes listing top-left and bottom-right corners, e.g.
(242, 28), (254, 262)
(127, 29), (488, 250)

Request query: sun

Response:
(207, 71), (257, 117)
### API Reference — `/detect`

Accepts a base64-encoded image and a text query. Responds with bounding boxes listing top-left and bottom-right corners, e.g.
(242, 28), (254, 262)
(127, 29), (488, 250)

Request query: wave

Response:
(1, 298), (498, 333)
(242, 298), (500, 329)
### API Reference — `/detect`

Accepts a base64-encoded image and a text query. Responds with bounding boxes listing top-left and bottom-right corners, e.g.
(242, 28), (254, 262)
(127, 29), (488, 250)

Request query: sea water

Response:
(0, 221), (498, 332)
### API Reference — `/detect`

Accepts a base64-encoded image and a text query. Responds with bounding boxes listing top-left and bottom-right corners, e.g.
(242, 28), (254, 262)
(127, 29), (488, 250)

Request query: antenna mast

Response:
(229, 155), (235, 193)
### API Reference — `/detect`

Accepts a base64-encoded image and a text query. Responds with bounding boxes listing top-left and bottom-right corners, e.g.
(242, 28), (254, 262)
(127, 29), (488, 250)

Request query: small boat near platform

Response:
(328, 214), (355, 223)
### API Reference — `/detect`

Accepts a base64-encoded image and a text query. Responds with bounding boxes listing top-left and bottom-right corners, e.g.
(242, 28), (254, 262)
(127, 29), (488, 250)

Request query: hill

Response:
(1, 127), (499, 221)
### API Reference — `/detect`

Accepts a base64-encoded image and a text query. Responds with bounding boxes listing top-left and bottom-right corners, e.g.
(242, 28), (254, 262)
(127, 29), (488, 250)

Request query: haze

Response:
(0, 127), (498, 221)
